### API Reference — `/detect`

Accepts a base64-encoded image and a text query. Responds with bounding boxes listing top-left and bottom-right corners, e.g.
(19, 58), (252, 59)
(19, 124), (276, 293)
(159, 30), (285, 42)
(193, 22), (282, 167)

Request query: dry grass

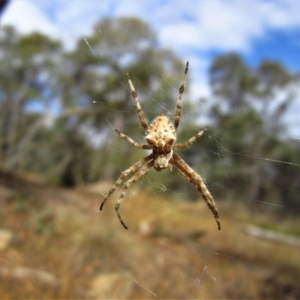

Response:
(1, 171), (300, 298)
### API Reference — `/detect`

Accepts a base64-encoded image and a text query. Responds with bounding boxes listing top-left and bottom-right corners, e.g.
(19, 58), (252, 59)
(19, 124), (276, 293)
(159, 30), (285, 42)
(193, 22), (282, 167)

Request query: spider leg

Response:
(116, 160), (154, 229)
(115, 129), (151, 149)
(171, 153), (221, 230)
(174, 61), (189, 131)
(126, 72), (149, 131)
(173, 128), (207, 151)
(100, 154), (153, 210)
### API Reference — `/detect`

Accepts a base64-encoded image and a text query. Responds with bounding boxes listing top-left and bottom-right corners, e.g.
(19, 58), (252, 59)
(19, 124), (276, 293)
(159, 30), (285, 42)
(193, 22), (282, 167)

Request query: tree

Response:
(0, 26), (61, 170)
(209, 53), (256, 117)
(53, 17), (188, 185)
(207, 53), (300, 211)
(0, 19), (189, 186)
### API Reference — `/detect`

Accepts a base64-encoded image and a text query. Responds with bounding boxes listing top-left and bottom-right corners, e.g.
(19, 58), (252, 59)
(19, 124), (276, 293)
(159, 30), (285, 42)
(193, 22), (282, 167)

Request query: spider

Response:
(100, 62), (221, 230)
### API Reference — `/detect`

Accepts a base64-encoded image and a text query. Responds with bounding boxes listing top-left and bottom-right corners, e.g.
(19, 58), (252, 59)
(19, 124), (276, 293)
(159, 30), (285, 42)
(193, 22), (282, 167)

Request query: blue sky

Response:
(1, 0), (300, 114)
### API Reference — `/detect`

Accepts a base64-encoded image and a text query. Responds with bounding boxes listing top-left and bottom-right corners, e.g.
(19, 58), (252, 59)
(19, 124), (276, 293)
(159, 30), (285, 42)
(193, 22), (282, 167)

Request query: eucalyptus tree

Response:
(55, 17), (187, 184)
(0, 26), (61, 170)
(207, 53), (299, 210)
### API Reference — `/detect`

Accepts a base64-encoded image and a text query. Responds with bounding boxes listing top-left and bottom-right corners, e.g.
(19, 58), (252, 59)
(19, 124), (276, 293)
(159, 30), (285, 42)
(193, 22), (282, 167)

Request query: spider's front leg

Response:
(171, 153), (221, 230)
(100, 154), (153, 210)
(115, 160), (154, 229)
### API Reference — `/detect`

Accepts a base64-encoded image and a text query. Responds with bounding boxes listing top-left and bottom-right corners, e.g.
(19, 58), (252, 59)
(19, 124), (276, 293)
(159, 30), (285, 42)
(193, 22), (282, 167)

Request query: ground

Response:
(0, 169), (300, 299)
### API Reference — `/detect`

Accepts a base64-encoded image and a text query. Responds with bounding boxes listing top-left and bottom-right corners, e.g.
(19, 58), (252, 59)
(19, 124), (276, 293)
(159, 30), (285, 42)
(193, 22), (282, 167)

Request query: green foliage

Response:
(0, 19), (299, 214)
(205, 53), (299, 211)
(209, 53), (257, 113)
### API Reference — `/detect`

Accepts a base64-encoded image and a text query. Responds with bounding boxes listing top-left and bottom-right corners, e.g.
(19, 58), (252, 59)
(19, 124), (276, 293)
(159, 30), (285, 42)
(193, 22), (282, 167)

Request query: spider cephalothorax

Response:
(100, 62), (221, 230)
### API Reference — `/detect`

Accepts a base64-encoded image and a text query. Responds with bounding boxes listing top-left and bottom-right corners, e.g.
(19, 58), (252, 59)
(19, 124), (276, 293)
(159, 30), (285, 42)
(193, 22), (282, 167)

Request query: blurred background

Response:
(0, 0), (300, 298)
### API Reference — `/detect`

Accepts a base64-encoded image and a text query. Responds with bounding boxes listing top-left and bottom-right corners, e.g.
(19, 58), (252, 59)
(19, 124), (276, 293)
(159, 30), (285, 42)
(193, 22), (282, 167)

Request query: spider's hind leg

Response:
(173, 128), (207, 151)
(127, 72), (149, 131)
(115, 129), (151, 149)
(174, 61), (189, 131)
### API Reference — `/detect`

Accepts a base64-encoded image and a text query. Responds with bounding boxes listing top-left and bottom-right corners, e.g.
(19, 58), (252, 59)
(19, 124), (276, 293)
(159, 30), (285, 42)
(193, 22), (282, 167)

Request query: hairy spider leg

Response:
(115, 129), (151, 149)
(100, 154), (153, 210)
(127, 72), (149, 131)
(115, 160), (154, 229)
(171, 153), (221, 230)
(174, 61), (189, 131)
(173, 128), (207, 150)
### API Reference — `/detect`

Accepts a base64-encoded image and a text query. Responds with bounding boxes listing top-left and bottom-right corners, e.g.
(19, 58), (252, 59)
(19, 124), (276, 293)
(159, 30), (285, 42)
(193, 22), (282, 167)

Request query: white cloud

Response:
(158, 0), (300, 53)
(2, 0), (300, 101)
(3, 0), (300, 53)
(2, 0), (113, 49)
(1, 0), (58, 38)
(261, 0), (300, 28)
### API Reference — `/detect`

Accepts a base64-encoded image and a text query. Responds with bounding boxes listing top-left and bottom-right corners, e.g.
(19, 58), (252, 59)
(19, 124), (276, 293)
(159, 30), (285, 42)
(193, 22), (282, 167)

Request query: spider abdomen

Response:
(146, 115), (176, 149)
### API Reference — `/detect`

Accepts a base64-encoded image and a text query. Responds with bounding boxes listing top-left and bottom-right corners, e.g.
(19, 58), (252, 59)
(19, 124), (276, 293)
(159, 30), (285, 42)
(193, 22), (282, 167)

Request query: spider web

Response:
(86, 28), (300, 298)
(2, 3), (300, 297)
